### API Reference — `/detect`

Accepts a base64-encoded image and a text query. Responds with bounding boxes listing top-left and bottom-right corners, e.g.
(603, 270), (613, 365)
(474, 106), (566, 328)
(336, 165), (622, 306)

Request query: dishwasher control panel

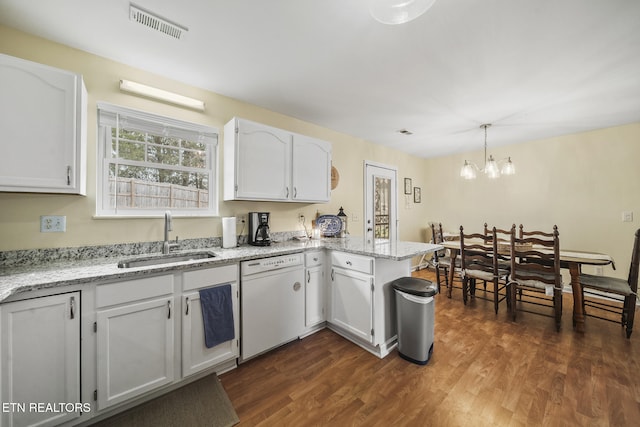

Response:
(241, 253), (303, 276)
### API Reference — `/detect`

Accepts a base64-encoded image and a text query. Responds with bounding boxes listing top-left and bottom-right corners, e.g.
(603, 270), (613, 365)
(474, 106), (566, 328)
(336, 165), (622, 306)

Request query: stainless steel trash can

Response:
(391, 277), (437, 365)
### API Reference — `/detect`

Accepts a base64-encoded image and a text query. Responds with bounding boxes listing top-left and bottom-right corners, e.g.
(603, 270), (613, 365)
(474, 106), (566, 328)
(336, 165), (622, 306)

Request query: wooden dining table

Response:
(440, 240), (615, 333)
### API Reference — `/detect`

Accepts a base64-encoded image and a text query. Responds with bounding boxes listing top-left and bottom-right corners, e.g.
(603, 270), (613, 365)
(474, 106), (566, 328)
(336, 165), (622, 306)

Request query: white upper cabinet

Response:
(224, 117), (331, 202)
(292, 134), (331, 202)
(0, 53), (87, 195)
(224, 117), (291, 200)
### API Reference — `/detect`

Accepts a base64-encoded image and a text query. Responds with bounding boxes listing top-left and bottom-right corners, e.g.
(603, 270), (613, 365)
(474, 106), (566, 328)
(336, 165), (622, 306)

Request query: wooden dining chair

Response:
(459, 226), (509, 313)
(509, 225), (562, 331)
(482, 223), (513, 290)
(579, 228), (640, 338)
(430, 223), (461, 294)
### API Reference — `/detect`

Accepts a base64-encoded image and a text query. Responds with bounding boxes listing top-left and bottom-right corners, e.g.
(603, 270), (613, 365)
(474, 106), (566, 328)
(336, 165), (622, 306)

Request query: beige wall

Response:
(0, 25), (431, 251)
(2, 25), (638, 281)
(424, 123), (640, 279)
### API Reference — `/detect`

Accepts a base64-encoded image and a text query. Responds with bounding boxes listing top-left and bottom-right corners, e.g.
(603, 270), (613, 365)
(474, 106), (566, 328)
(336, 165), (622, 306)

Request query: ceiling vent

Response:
(129, 3), (188, 40)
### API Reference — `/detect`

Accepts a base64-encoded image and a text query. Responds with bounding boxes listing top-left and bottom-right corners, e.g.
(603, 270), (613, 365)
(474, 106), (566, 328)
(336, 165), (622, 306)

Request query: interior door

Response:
(364, 161), (398, 244)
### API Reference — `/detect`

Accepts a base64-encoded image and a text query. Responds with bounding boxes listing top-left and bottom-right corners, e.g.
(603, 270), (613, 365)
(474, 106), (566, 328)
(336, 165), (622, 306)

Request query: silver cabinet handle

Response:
(346, 260), (352, 266)
(167, 300), (172, 319)
(293, 282), (301, 291)
(331, 269), (334, 281)
(67, 166), (72, 186)
(294, 187), (297, 198)
(70, 296), (75, 319)
(286, 187), (289, 198)
(185, 297), (190, 315)
(307, 271), (311, 283)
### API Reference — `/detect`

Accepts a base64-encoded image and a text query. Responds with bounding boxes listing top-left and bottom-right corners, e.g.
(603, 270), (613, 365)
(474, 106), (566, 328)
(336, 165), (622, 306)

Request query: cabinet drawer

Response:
(96, 275), (174, 308)
(331, 251), (373, 275)
(183, 264), (238, 292)
(305, 251), (324, 268)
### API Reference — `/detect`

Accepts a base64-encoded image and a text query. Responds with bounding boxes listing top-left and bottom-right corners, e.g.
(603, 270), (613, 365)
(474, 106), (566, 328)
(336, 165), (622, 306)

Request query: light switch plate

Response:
(622, 211), (634, 222)
(41, 215), (66, 232)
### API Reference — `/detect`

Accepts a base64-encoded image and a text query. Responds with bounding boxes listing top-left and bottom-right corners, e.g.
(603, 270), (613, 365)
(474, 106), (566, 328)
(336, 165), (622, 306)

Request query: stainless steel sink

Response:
(117, 251), (216, 268)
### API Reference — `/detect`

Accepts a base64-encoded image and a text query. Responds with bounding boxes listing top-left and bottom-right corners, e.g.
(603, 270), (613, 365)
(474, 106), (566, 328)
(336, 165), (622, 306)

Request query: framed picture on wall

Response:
(414, 187), (421, 203)
(404, 178), (412, 195)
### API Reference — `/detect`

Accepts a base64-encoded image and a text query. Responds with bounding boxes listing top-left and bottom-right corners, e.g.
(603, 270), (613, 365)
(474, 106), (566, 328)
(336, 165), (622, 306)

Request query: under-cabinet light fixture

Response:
(119, 79), (205, 111)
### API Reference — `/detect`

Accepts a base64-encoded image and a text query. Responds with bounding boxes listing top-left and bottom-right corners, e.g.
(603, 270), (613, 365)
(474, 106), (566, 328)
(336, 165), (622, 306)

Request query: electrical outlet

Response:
(594, 266), (604, 276)
(622, 211), (634, 222)
(40, 215), (66, 233)
(298, 214), (305, 224)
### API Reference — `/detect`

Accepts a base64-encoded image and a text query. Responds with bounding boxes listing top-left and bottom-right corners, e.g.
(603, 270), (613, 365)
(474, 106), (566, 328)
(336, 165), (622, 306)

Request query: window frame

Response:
(96, 102), (219, 218)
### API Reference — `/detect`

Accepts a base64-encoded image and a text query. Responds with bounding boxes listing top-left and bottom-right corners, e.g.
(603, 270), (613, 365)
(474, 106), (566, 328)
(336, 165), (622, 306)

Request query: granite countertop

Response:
(0, 237), (442, 303)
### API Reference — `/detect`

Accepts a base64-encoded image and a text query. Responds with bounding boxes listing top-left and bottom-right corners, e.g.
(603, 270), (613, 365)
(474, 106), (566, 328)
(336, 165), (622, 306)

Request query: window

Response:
(97, 103), (218, 217)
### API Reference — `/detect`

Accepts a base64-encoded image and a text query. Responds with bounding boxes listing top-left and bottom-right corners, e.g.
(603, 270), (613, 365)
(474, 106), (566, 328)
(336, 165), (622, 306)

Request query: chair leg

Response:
(462, 277), (468, 305)
(434, 265), (442, 294)
(493, 278), (499, 314)
(625, 295), (636, 338)
(554, 289), (562, 332)
(511, 285), (518, 321)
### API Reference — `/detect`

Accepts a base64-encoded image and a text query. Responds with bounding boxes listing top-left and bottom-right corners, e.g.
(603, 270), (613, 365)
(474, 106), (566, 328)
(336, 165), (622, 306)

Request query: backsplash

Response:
(0, 231), (304, 268)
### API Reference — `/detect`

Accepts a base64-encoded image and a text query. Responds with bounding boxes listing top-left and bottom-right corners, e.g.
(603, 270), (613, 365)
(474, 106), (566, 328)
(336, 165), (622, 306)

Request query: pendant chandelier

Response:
(460, 124), (515, 180)
(370, 0), (437, 25)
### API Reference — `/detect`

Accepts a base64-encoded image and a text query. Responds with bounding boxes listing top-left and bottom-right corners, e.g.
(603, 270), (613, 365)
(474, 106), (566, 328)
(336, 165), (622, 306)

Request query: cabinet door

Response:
(96, 297), (175, 410)
(292, 134), (331, 202)
(182, 282), (238, 378)
(330, 268), (374, 343)
(305, 265), (325, 327)
(0, 53), (86, 194)
(1, 292), (81, 427)
(233, 118), (291, 200)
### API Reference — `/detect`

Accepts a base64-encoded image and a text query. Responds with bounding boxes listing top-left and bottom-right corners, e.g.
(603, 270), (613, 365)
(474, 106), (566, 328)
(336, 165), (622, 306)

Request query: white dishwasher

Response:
(240, 253), (305, 361)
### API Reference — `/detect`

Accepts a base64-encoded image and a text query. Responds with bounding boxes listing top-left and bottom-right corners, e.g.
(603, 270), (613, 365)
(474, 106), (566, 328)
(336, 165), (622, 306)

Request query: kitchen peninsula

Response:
(0, 237), (441, 426)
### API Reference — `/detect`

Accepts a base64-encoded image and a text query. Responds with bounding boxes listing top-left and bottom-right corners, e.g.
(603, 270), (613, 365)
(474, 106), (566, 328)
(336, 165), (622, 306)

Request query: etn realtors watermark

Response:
(2, 402), (91, 413)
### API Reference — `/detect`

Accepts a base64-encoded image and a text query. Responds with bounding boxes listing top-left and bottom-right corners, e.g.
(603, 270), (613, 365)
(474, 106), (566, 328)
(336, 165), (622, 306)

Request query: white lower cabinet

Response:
(304, 251), (325, 329)
(181, 265), (239, 378)
(0, 292), (81, 427)
(330, 267), (374, 343)
(95, 275), (175, 410)
(328, 251), (411, 358)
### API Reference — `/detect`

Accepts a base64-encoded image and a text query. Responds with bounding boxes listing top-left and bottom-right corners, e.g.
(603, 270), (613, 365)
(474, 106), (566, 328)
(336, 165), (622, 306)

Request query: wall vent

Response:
(129, 3), (188, 40)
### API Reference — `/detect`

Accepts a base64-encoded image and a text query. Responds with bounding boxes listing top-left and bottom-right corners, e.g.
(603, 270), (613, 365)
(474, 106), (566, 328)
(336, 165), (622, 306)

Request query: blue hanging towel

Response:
(199, 284), (235, 348)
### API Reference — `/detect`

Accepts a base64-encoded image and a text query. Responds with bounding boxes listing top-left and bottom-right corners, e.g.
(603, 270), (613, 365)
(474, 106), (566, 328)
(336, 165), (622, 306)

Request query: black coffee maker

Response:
(248, 212), (271, 246)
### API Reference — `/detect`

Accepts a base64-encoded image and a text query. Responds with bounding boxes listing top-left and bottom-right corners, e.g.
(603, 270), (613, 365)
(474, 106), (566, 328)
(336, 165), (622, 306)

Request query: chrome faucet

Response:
(163, 211), (179, 254)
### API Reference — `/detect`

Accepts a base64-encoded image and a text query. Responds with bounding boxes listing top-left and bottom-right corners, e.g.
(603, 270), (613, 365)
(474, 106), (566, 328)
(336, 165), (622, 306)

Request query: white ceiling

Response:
(1, 0), (639, 158)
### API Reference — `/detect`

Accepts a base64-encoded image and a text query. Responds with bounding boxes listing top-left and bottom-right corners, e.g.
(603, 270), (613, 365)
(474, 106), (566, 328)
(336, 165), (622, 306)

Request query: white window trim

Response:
(96, 102), (219, 218)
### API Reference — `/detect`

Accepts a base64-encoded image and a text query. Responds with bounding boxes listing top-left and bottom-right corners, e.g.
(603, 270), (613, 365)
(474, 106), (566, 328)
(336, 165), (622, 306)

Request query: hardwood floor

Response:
(220, 269), (640, 426)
